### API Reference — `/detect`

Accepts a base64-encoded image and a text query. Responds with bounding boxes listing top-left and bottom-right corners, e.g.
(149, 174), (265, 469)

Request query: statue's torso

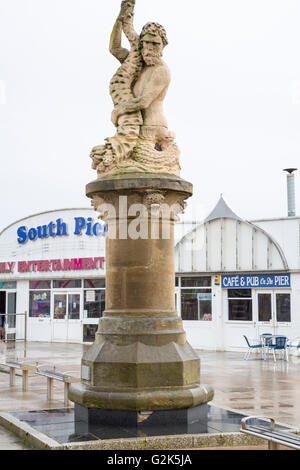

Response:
(133, 63), (170, 128)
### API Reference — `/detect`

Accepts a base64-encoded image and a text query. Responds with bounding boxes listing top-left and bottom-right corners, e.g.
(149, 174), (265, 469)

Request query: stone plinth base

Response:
(70, 378), (214, 414)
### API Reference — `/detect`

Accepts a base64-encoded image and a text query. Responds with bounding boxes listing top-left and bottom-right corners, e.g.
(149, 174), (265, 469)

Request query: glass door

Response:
(54, 294), (67, 320)
(275, 293), (291, 324)
(67, 293), (82, 342)
(83, 289), (105, 342)
(68, 293), (80, 320)
(257, 292), (273, 322)
(52, 293), (82, 341)
(6, 292), (16, 341)
(256, 290), (292, 345)
(256, 291), (275, 336)
(52, 293), (67, 341)
(175, 288), (180, 316)
(256, 290), (292, 333)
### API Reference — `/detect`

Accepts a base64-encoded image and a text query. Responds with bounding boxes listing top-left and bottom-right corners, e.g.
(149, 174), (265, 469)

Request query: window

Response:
(29, 291), (51, 318)
(53, 280), (82, 288)
(84, 279), (106, 289)
(83, 324), (98, 342)
(83, 290), (105, 318)
(228, 289), (251, 298)
(180, 277), (212, 321)
(197, 293), (212, 321)
(181, 277), (211, 287)
(29, 280), (51, 289)
(181, 289), (212, 321)
(0, 281), (16, 289)
(228, 289), (252, 321)
(276, 294), (291, 322)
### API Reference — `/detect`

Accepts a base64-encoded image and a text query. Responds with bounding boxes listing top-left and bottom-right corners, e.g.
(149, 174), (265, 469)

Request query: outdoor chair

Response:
(268, 336), (288, 362)
(261, 333), (273, 346)
(261, 333), (272, 339)
(243, 335), (263, 360)
(260, 333), (273, 359)
(287, 336), (300, 350)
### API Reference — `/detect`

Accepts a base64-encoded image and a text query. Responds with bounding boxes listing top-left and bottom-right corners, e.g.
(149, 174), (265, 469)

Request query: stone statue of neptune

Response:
(90, 0), (181, 177)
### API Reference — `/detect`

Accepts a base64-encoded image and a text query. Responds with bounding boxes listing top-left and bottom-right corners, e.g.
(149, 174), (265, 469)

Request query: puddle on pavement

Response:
(218, 387), (255, 393)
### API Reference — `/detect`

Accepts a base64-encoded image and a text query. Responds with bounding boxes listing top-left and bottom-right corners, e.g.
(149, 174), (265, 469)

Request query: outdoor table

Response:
(259, 335), (288, 361)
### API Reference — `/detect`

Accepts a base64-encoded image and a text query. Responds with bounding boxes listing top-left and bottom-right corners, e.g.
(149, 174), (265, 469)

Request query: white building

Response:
(175, 197), (298, 351)
(0, 208), (106, 343)
(0, 199), (299, 351)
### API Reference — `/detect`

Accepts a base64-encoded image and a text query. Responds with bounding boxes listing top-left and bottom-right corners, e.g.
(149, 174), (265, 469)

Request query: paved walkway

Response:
(0, 342), (299, 449)
(200, 350), (300, 429)
(0, 425), (30, 450)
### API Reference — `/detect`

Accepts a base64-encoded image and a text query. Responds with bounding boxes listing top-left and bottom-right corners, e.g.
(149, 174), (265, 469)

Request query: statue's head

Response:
(140, 22), (168, 66)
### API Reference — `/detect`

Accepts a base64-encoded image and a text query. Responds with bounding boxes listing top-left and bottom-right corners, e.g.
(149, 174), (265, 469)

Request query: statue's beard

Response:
(142, 51), (162, 66)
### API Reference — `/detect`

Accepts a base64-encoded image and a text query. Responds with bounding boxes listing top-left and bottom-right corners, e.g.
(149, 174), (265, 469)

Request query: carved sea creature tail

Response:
(109, 1), (143, 128)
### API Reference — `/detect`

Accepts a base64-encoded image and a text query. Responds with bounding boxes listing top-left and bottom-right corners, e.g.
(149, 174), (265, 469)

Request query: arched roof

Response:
(176, 197), (289, 273)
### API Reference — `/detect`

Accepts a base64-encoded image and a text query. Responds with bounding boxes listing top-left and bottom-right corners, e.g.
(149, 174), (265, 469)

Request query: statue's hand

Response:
(118, 0), (135, 21)
(111, 104), (126, 126)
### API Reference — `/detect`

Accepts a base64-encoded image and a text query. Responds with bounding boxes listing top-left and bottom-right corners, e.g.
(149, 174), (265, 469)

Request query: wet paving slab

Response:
(0, 342), (300, 435)
(0, 424), (30, 450)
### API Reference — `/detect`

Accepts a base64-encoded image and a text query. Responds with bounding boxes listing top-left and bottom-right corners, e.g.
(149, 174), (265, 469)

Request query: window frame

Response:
(178, 276), (213, 322)
(227, 289), (253, 322)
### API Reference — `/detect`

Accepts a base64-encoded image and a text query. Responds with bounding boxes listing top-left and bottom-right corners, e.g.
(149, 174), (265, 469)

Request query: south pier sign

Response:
(17, 217), (106, 244)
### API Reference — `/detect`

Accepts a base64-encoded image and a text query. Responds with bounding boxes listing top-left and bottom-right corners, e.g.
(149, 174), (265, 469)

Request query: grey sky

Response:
(1, 0), (300, 230)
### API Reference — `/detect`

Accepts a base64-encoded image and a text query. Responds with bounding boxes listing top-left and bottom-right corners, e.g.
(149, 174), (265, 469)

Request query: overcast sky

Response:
(1, 0), (300, 230)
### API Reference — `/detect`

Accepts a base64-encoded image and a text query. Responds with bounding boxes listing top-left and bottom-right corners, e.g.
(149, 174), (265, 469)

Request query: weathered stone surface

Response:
(70, 382), (214, 412)
(70, 175), (214, 412)
(61, 432), (266, 451)
(89, 1), (181, 178)
(86, 173), (193, 198)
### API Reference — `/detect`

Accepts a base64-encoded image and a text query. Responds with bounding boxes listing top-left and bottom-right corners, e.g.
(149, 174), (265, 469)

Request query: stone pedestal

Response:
(74, 403), (210, 437)
(69, 174), (214, 423)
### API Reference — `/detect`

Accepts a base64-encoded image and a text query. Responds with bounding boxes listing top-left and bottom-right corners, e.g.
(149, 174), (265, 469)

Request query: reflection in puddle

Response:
(10, 405), (292, 445)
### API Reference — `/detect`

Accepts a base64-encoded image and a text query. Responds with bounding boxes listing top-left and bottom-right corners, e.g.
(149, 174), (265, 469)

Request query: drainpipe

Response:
(283, 168), (297, 217)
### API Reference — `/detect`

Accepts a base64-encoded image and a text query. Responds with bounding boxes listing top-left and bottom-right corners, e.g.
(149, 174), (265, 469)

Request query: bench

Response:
(0, 361), (38, 392)
(36, 366), (80, 407)
(241, 416), (300, 450)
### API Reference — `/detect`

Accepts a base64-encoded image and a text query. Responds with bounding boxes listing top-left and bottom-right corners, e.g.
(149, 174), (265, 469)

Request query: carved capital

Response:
(91, 193), (117, 220)
(143, 190), (166, 208)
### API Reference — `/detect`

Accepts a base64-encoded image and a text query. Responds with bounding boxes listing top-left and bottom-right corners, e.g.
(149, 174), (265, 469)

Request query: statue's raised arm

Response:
(90, 0), (181, 178)
(109, 1), (138, 63)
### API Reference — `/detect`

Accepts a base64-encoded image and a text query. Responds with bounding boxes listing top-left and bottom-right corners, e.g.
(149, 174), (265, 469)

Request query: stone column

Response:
(69, 174), (214, 425)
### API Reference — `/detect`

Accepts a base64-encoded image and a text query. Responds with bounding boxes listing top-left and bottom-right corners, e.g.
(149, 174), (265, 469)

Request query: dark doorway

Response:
(0, 292), (6, 339)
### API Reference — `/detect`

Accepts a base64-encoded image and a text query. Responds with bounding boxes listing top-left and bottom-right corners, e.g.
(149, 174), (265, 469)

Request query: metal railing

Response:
(0, 312), (27, 343)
